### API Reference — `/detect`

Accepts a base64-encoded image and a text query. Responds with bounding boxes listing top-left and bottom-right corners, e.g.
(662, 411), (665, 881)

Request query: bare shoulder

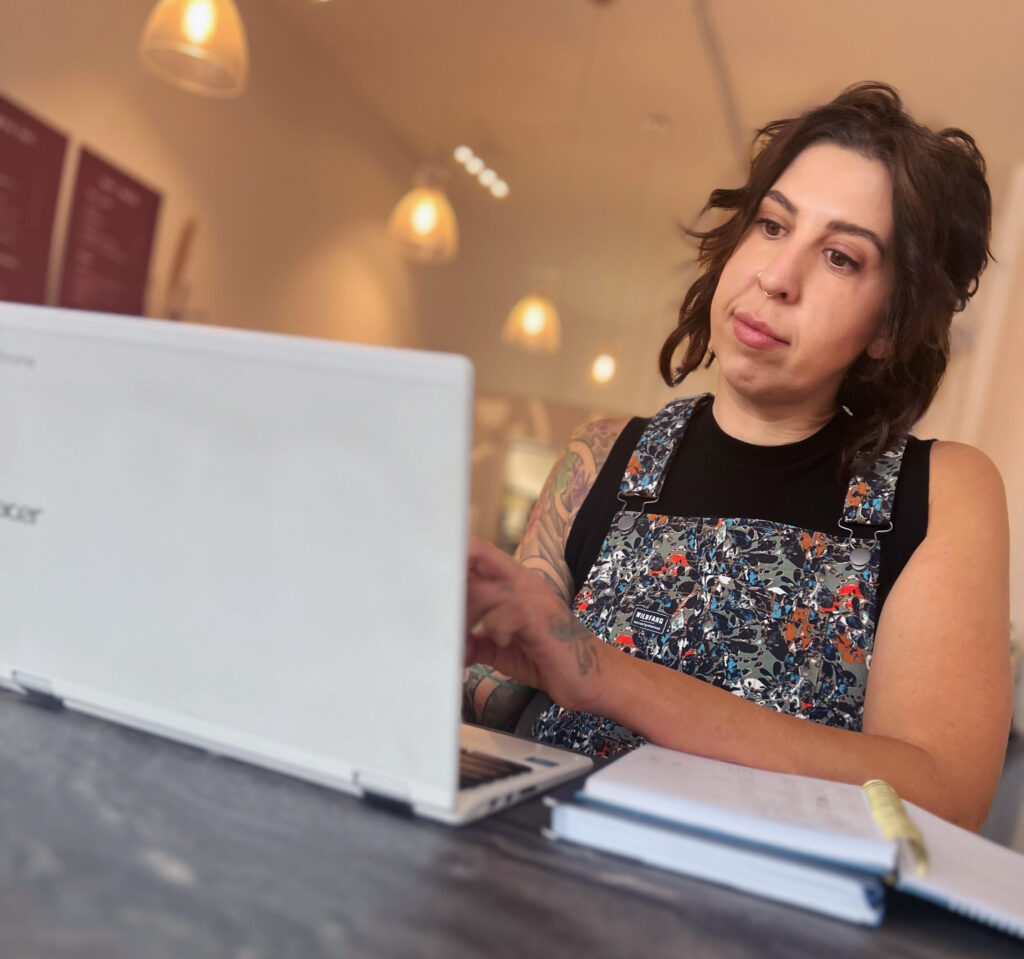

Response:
(568, 416), (632, 457)
(928, 441), (1007, 519)
(929, 439), (1002, 476)
(525, 415), (631, 545)
(554, 416), (633, 529)
(564, 416), (632, 479)
(919, 440), (1008, 572)
(514, 416), (631, 601)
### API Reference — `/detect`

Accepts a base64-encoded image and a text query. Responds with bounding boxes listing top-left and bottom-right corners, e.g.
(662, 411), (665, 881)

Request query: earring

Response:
(756, 271), (775, 298)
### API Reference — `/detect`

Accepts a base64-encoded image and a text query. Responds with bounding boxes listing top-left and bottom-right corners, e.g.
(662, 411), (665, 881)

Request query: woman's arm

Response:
(466, 441), (1012, 829)
(462, 418), (629, 729)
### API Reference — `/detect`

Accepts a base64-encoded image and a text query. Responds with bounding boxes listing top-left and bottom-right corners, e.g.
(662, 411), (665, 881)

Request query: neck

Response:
(711, 378), (838, 446)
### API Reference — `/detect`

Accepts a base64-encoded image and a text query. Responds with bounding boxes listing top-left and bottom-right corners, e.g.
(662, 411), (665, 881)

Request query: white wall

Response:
(917, 164), (1024, 629)
(0, 0), (422, 347)
(973, 183), (1024, 632)
(411, 195), (718, 420)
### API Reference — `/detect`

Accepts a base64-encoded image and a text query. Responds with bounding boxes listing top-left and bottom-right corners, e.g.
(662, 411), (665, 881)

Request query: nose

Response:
(757, 245), (806, 302)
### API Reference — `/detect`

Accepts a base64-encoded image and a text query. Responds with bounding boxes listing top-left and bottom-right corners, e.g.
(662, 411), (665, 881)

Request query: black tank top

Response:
(565, 404), (932, 612)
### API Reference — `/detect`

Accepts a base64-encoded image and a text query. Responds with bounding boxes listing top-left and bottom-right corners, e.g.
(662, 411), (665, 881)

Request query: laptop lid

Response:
(0, 303), (471, 811)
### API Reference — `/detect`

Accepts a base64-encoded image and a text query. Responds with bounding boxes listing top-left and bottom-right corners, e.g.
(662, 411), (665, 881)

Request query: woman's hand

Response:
(460, 417), (627, 730)
(465, 535), (609, 713)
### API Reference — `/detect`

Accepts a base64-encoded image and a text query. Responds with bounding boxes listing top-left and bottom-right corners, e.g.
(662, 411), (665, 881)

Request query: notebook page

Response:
(897, 803), (1024, 938)
(581, 745), (894, 869)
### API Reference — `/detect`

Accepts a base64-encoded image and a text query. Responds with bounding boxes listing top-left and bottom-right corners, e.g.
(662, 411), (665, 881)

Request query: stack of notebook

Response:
(543, 744), (1024, 934)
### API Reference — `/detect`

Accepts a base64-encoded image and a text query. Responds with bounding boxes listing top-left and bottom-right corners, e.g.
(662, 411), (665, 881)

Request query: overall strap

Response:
(618, 393), (713, 502)
(840, 437), (910, 528)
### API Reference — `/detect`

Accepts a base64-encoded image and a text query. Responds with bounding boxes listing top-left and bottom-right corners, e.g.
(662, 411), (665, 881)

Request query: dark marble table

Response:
(1, 689), (1020, 959)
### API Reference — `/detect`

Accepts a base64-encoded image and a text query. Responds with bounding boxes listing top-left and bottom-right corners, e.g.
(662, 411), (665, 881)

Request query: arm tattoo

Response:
(547, 611), (601, 678)
(462, 665), (489, 722)
(534, 568), (566, 595)
(462, 664), (535, 730)
(516, 418), (628, 603)
(465, 419), (621, 719)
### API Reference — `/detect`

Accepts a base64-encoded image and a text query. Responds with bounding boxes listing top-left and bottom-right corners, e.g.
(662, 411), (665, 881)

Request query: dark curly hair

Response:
(659, 81), (992, 474)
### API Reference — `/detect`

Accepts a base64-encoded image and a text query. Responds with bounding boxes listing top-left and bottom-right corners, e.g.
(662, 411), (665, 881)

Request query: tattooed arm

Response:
(462, 418), (628, 729)
(462, 664), (534, 731)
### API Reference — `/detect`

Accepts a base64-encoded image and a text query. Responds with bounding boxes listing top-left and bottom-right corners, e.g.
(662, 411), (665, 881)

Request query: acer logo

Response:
(0, 350), (35, 368)
(0, 501), (42, 524)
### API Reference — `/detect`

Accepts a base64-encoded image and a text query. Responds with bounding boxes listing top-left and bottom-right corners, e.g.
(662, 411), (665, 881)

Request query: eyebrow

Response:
(763, 189), (887, 259)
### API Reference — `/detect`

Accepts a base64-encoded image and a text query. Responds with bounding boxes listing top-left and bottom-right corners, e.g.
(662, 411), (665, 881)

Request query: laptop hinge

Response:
(11, 670), (65, 712)
(353, 770), (413, 816)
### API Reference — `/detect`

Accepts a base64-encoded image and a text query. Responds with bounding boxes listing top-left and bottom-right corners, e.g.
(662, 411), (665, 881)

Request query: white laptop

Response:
(0, 302), (591, 824)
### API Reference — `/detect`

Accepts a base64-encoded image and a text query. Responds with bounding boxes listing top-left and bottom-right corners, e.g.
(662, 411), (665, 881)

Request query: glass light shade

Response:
(502, 294), (562, 353)
(387, 186), (458, 264)
(139, 0), (249, 98)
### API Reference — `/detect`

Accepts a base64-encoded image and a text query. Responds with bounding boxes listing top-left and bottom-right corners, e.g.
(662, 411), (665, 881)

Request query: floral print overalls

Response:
(531, 394), (908, 758)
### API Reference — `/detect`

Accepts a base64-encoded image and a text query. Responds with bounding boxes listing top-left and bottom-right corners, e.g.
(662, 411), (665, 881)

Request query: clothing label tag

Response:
(630, 606), (669, 635)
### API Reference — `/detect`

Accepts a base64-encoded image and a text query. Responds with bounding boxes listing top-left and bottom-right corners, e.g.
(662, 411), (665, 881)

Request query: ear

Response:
(866, 335), (888, 360)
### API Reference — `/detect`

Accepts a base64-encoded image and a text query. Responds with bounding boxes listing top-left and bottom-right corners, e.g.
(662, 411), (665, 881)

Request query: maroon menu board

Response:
(0, 94), (68, 304)
(59, 148), (161, 316)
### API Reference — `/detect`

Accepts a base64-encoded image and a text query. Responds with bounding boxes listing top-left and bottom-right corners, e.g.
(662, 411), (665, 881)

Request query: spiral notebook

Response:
(545, 744), (1024, 935)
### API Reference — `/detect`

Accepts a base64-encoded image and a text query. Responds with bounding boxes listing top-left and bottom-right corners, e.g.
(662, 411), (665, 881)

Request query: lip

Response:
(732, 311), (789, 350)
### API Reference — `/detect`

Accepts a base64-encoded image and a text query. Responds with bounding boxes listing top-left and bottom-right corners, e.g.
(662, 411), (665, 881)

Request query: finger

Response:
(464, 634), (533, 689)
(467, 535), (520, 583)
(468, 603), (523, 650)
(465, 576), (519, 633)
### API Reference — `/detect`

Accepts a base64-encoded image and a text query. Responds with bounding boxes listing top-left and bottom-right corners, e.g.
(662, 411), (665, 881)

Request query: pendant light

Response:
(139, 0), (249, 98)
(590, 352), (616, 384)
(388, 172), (458, 265)
(502, 291), (562, 354)
(502, 6), (603, 357)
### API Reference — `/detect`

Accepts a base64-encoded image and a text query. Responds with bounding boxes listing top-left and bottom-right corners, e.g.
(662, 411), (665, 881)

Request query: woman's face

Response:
(709, 142), (894, 416)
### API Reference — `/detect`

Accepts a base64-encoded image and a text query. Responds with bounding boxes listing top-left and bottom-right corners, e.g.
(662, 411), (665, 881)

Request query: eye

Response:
(826, 249), (861, 272)
(756, 217), (784, 238)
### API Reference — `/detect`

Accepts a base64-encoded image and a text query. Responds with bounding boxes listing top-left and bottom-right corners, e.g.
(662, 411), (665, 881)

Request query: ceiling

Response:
(271, 0), (1024, 412)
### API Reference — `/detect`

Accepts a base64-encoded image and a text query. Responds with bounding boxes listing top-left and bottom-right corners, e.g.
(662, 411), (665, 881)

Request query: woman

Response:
(463, 83), (1011, 831)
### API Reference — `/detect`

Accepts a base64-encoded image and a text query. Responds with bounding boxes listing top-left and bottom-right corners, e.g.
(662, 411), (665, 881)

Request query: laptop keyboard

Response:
(459, 749), (533, 789)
